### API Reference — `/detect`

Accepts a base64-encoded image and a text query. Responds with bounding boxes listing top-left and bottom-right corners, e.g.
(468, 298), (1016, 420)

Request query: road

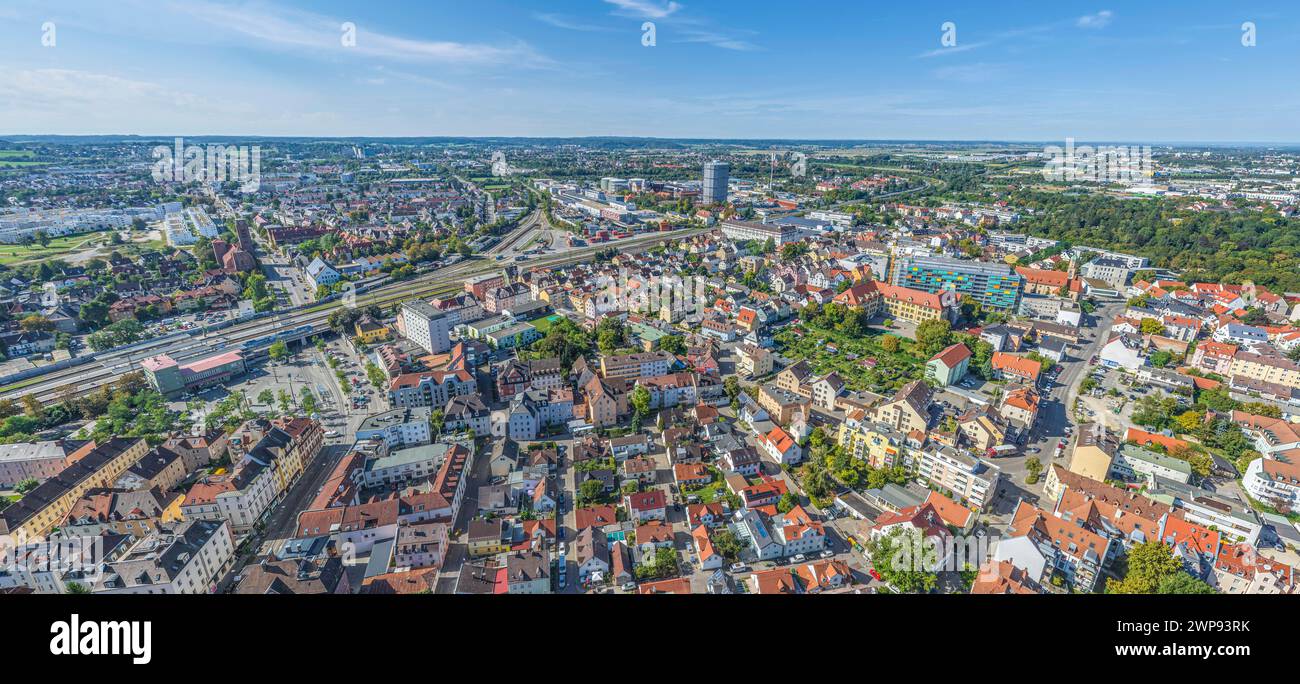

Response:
(983, 299), (1125, 517)
(4, 214), (707, 405)
(433, 433), (494, 594)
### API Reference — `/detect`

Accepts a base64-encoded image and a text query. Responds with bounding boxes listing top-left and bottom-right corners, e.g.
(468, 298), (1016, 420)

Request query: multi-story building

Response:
(356, 407), (433, 448)
(1000, 501), (1111, 592)
(925, 343), (971, 387)
(837, 420), (907, 469)
(893, 255), (1022, 310)
(141, 351), (247, 398)
(62, 487), (180, 538)
(877, 282), (957, 324)
(1081, 257), (1132, 288)
(0, 438), (149, 539)
(0, 441), (69, 488)
(1228, 350), (1300, 390)
(599, 351), (670, 380)
(1243, 455), (1300, 510)
(871, 380), (931, 435)
(400, 299), (452, 355)
(363, 442), (453, 487)
(505, 548), (551, 594)
(1066, 422), (1119, 483)
(720, 219), (798, 246)
(914, 446), (1001, 510)
(757, 383), (810, 426)
(1109, 445), (1193, 485)
(702, 160), (729, 205)
(93, 519), (235, 594)
(388, 369), (477, 408)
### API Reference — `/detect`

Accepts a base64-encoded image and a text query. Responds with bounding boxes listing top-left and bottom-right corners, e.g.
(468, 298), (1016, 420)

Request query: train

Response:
(239, 324), (317, 351)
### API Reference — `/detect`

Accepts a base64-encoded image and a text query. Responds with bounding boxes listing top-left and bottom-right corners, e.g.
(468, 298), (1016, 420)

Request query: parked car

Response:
(791, 554), (806, 563)
(621, 582), (637, 592)
(819, 550), (835, 559)
(729, 562), (749, 573)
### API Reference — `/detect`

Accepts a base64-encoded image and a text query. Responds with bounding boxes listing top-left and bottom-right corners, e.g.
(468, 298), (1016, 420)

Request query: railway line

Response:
(5, 215), (706, 405)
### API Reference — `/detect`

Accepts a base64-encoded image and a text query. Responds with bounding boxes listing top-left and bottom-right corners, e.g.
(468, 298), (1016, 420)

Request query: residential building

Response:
(926, 343), (972, 387)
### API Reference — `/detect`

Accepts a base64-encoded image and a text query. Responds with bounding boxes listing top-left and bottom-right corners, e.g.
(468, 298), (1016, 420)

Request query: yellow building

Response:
(958, 411), (1006, 453)
(837, 420), (906, 469)
(0, 438), (148, 540)
(1228, 351), (1300, 390)
(354, 317), (392, 345)
(467, 519), (511, 557)
(876, 283), (954, 325)
(1066, 423), (1118, 483)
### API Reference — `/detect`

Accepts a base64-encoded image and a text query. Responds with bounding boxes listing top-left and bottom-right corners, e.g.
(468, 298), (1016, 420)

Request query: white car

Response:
(819, 550), (835, 559)
(729, 562), (749, 573)
(791, 554), (807, 563)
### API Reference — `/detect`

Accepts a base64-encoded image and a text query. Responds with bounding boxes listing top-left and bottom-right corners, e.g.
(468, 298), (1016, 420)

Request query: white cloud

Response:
(677, 29), (759, 52)
(1076, 10), (1114, 29)
(919, 41), (991, 59)
(169, 0), (551, 66)
(603, 0), (682, 20)
(534, 12), (609, 32)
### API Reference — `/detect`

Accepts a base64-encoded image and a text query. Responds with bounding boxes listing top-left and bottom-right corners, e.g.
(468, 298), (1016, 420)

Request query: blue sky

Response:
(0, 0), (1297, 141)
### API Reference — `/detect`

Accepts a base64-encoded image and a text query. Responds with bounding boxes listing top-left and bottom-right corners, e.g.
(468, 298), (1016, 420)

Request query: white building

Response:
(400, 299), (452, 354)
(93, 520), (235, 594)
(356, 407), (433, 448)
(1243, 456), (1300, 510)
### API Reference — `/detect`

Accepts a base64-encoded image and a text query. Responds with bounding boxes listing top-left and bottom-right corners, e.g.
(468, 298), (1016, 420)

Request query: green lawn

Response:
(774, 323), (927, 394)
(0, 234), (101, 265)
(531, 314), (563, 335)
(0, 150), (45, 168)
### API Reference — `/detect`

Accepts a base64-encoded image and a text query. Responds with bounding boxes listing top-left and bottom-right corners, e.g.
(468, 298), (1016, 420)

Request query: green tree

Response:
(712, 529), (743, 561)
(1024, 456), (1043, 484)
(257, 389), (275, 406)
(300, 389), (318, 415)
(365, 362), (388, 390)
(268, 340), (289, 363)
(658, 334), (686, 356)
(866, 527), (938, 593)
(578, 478), (604, 505)
(630, 385), (652, 419)
(915, 319), (953, 356)
(1157, 571), (1216, 595)
(1106, 541), (1189, 594)
(1139, 318), (1166, 336)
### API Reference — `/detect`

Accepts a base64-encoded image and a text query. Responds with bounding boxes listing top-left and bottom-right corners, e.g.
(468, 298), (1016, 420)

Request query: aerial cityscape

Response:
(0, 2), (1298, 625)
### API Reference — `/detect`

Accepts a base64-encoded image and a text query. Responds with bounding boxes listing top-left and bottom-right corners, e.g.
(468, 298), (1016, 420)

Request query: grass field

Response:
(774, 323), (926, 394)
(530, 314), (563, 335)
(0, 231), (166, 266)
(0, 150), (45, 168)
(0, 234), (102, 265)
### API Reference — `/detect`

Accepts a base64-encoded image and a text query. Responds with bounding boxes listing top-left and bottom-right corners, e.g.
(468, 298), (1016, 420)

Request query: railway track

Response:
(8, 218), (704, 405)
